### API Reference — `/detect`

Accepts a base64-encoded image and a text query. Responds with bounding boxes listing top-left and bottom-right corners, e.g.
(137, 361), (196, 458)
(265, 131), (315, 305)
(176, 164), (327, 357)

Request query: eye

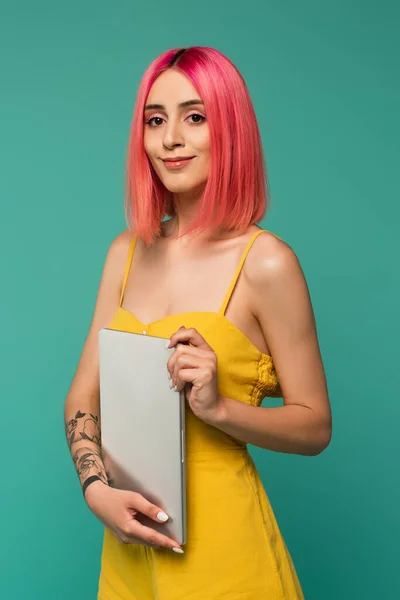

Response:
(186, 113), (206, 124)
(145, 116), (164, 127)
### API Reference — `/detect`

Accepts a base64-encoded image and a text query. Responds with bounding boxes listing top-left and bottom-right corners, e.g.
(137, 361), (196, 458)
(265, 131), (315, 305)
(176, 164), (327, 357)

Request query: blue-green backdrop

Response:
(1, 1), (399, 598)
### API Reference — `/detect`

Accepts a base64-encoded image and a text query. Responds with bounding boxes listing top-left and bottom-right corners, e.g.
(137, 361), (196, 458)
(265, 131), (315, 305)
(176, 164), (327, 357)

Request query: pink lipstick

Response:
(162, 157), (194, 169)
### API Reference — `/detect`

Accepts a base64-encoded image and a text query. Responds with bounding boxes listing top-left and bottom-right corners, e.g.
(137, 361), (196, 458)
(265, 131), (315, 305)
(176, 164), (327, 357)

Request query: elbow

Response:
(304, 418), (332, 456)
(309, 436), (331, 456)
(312, 426), (332, 456)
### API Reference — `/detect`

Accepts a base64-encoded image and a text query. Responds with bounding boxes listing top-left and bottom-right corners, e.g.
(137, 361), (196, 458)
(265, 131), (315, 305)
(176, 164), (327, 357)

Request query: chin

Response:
(163, 183), (196, 194)
(160, 177), (207, 195)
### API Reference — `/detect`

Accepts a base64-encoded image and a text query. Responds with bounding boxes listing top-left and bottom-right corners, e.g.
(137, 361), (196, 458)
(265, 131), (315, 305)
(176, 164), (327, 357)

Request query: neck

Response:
(163, 189), (247, 245)
(168, 187), (204, 238)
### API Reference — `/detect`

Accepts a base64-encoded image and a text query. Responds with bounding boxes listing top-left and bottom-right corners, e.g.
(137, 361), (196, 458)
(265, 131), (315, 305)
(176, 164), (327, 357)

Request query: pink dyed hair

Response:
(125, 46), (268, 246)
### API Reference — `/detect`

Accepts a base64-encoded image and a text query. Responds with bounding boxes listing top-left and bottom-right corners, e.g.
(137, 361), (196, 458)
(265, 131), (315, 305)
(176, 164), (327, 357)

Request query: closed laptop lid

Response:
(98, 327), (186, 544)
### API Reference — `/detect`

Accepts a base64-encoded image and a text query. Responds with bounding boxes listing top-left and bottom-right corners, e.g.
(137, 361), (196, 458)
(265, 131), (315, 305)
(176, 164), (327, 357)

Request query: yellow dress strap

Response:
(119, 235), (138, 307)
(218, 228), (267, 316)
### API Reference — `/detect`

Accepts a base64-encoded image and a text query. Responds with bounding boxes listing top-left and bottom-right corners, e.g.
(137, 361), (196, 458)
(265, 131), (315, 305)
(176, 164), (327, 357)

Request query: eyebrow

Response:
(144, 99), (204, 111)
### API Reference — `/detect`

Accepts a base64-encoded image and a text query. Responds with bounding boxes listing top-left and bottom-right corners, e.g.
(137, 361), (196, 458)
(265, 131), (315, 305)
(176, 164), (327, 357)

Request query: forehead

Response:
(146, 69), (201, 106)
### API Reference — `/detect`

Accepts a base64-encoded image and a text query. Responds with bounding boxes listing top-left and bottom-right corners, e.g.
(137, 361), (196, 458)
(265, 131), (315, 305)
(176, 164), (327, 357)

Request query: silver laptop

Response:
(98, 327), (186, 545)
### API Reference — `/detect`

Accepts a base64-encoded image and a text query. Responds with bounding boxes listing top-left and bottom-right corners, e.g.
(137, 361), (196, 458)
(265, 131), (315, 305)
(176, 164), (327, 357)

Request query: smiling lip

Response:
(161, 156), (195, 169)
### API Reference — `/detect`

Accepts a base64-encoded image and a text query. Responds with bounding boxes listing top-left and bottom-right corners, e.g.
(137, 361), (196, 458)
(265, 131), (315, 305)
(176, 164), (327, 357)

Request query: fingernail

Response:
(167, 370), (171, 380)
(165, 340), (171, 349)
(172, 547), (184, 553)
(157, 511), (169, 522)
(169, 381), (174, 389)
(173, 385), (178, 392)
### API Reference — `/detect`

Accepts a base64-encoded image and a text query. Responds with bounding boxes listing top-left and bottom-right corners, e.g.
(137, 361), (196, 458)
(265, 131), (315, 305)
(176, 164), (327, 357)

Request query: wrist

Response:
(83, 477), (108, 504)
(207, 395), (229, 427)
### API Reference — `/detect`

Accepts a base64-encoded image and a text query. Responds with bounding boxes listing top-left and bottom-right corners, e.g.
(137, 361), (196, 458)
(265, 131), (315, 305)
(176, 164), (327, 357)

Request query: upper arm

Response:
(64, 229), (133, 413)
(248, 233), (331, 425)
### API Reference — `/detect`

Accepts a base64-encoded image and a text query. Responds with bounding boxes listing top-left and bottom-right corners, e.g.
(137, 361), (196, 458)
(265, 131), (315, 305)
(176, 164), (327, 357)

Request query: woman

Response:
(64, 46), (331, 599)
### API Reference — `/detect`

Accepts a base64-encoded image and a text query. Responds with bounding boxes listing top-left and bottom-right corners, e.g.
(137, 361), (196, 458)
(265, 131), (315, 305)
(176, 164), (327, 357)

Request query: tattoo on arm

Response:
(72, 446), (109, 486)
(65, 410), (112, 487)
(65, 410), (101, 450)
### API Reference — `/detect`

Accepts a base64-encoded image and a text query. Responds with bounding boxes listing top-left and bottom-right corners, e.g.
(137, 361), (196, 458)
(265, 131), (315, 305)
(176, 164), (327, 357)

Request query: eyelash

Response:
(145, 113), (206, 127)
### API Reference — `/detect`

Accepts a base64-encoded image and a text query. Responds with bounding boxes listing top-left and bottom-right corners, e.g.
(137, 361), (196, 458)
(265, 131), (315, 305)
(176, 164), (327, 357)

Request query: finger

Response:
(168, 355), (196, 391)
(170, 351), (199, 375)
(171, 361), (198, 392)
(166, 331), (189, 377)
(127, 492), (170, 524)
(166, 327), (210, 351)
(167, 344), (209, 382)
(181, 362), (218, 392)
(174, 355), (201, 387)
(176, 356), (217, 390)
(129, 520), (184, 552)
(176, 368), (205, 387)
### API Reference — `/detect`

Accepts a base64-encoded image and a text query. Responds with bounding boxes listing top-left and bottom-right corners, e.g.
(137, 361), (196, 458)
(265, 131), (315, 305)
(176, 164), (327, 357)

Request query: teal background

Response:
(1, 1), (399, 598)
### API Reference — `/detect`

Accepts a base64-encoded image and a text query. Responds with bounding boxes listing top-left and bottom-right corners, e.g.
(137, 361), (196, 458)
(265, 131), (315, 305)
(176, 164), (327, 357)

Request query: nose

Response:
(162, 117), (184, 150)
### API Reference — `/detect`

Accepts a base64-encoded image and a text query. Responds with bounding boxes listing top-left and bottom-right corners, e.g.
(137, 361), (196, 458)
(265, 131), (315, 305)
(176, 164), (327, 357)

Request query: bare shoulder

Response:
(96, 228), (136, 307)
(81, 226), (136, 326)
(106, 228), (134, 264)
(244, 230), (302, 288)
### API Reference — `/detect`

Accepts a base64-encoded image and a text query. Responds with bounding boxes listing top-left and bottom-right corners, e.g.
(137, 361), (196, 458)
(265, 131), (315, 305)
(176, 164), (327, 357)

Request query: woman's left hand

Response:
(166, 326), (223, 425)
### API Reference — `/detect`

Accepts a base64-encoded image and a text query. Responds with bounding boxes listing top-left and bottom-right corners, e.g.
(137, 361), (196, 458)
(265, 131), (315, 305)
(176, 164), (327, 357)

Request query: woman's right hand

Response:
(84, 481), (184, 553)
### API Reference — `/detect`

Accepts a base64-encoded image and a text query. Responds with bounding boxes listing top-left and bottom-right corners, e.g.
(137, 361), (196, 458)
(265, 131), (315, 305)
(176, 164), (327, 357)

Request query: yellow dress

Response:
(97, 229), (304, 599)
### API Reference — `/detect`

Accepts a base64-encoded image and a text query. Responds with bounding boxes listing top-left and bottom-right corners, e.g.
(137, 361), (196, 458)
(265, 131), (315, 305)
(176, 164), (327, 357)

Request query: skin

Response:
(143, 68), (210, 203)
(64, 67), (331, 554)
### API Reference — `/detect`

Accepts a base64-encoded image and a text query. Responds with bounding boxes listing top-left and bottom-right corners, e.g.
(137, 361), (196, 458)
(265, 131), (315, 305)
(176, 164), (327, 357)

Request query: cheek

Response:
(143, 139), (159, 172)
(197, 129), (210, 154)
(143, 133), (154, 158)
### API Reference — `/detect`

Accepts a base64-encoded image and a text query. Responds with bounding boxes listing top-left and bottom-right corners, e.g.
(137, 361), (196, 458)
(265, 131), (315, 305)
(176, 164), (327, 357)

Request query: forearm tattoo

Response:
(65, 410), (111, 487)
(65, 410), (101, 450)
(72, 446), (109, 486)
